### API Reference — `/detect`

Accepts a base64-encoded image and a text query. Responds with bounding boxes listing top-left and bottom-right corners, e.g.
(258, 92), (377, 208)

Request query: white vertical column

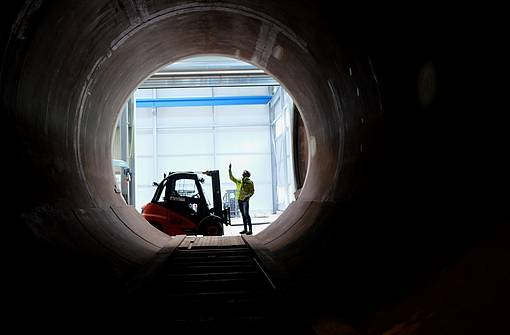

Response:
(152, 88), (158, 181)
(128, 95), (136, 206)
(281, 88), (289, 207)
(269, 86), (278, 213)
(212, 86), (216, 169)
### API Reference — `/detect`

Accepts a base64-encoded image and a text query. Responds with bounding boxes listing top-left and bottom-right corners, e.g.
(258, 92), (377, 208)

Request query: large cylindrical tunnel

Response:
(2, 1), (507, 333)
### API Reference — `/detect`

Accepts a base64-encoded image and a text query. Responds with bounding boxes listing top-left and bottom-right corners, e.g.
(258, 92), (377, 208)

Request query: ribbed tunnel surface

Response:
(2, 1), (507, 334)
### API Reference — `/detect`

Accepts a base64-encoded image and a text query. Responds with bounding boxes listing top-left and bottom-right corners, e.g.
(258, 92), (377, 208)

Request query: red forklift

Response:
(141, 170), (230, 236)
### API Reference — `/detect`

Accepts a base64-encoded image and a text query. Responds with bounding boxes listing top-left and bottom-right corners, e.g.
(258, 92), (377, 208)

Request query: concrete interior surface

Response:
(2, 1), (507, 333)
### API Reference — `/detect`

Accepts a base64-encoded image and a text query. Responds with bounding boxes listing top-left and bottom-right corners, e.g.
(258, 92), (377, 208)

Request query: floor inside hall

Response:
(223, 211), (281, 236)
(167, 211), (281, 250)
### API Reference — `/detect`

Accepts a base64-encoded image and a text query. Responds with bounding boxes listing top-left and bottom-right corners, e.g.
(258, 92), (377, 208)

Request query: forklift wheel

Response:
(200, 217), (222, 236)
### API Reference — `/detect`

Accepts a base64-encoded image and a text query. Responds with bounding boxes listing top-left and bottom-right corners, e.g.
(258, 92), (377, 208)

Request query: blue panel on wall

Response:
(136, 96), (272, 108)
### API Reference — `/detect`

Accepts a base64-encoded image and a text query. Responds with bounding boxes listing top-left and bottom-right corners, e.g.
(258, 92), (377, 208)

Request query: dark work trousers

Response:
(238, 199), (252, 232)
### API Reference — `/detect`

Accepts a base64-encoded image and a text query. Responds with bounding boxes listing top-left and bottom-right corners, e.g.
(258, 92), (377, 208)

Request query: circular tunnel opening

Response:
(112, 55), (309, 237)
(39, 2), (359, 262)
(7, 0), (377, 323)
(8, 0), (371, 281)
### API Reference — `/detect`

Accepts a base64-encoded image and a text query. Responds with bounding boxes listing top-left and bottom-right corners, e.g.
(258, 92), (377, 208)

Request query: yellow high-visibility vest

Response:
(229, 169), (254, 201)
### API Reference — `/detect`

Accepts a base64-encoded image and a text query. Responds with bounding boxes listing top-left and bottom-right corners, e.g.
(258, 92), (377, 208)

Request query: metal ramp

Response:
(135, 238), (314, 334)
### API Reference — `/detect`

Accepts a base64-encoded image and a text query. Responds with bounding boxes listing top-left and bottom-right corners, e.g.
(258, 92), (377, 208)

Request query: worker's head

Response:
(242, 170), (251, 178)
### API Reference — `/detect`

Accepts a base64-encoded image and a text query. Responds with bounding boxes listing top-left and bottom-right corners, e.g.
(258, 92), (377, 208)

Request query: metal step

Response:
(134, 245), (314, 333)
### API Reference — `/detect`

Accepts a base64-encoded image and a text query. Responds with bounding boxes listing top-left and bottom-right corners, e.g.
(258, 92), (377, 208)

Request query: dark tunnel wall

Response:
(1, 1), (507, 333)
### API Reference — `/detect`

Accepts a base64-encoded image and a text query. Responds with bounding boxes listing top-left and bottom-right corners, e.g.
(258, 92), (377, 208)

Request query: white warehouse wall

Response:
(134, 86), (274, 216)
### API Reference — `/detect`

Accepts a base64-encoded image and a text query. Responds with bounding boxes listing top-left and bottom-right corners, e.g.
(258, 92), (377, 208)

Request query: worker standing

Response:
(229, 163), (255, 235)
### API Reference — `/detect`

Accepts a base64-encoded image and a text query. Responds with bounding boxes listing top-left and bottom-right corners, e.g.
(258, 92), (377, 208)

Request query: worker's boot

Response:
(240, 224), (247, 234)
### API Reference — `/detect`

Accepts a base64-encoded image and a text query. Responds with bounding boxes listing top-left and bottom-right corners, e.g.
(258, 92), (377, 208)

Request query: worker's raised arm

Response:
(229, 164), (240, 183)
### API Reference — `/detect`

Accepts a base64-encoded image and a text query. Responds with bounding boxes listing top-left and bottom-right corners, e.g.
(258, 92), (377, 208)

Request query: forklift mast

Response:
(203, 170), (222, 217)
